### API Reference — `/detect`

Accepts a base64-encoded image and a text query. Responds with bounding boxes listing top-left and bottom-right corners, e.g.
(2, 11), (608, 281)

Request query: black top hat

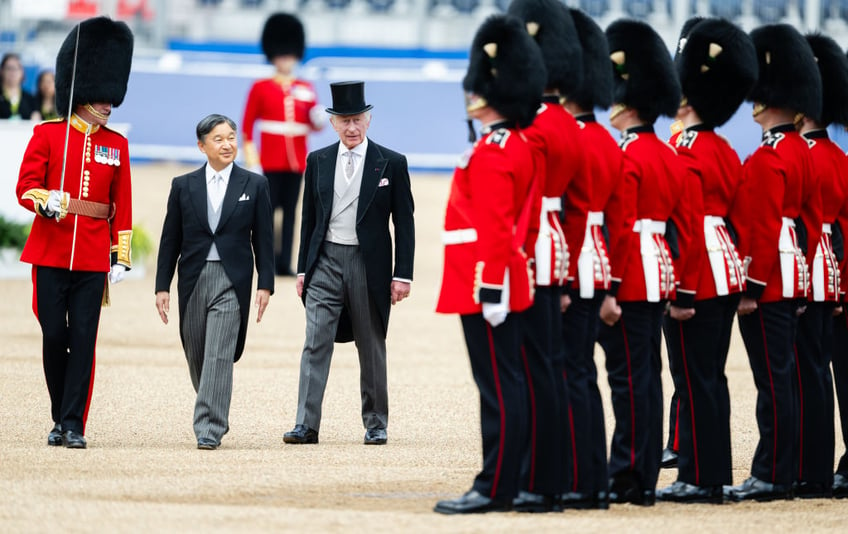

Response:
(55, 16), (134, 117)
(805, 33), (848, 126)
(325, 81), (373, 116)
(565, 7), (612, 110)
(262, 13), (305, 61)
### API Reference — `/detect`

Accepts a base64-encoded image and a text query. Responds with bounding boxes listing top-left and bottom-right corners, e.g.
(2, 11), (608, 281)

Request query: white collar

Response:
(339, 137), (368, 159)
(206, 163), (233, 185)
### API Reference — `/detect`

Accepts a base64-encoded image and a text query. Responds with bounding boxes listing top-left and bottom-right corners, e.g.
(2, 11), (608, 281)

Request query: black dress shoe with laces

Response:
(833, 473), (848, 498)
(283, 424), (318, 444)
(512, 490), (558, 513)
(609, 472), (645, 505)
(661, 447), (679, 469)
(793, 480), (832, 499)
(364, 428), (387, 445)
(560, 491), (610, 509)
(434, 490), (511, 515)
(197, 438), (218, 450)
(47, 424), (63, 447)
(62, 430), (86, 449)
(656, 480), (724, 504)
(725, 476), (792, 502)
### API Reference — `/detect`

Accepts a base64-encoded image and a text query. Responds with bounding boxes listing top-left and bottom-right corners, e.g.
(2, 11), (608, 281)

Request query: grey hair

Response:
(196, 114), (237, 142)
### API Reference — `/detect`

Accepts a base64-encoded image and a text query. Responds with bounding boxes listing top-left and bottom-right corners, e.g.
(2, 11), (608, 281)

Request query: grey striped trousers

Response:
(296, 242), (388, 432)
(183, 261), (240, 444)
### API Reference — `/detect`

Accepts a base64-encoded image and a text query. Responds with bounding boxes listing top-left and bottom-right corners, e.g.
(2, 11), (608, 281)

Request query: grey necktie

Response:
(344, 151), (355, 180)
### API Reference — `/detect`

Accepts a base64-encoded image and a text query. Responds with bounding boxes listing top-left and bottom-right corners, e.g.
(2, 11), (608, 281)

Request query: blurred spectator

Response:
(35, 70), (58, 121)
(0, 53), (38, 120)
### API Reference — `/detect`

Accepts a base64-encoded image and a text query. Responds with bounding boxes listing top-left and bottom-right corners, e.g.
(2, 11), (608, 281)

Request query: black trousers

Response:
(562, 293), (607, 494)
(665, 390), (680, 453)
(462, 312), (527, 501)
(832, 311), (848, 475)
(662, 295), (738, 487)
(266, 170), (302, 275)
(598, 300), (665, 491)
(794, 302), (835, 485)
(519, 285), (564, 496)
(34, 266), (105, 435)
(737, 300), (796, 485)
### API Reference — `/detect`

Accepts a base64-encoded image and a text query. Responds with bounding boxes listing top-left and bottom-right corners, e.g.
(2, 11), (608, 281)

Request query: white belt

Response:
(541, 196), (562, 211)
(704, 215), (732, 296)
(586, 211), (604, 226)
(442, 228), (478, 245)
(633, 219), (668, 302)
(632, 219), (666, 234)
(256, 119), (311, 136)
(778, 217), (805, 298)
(823, 223), (832, 234)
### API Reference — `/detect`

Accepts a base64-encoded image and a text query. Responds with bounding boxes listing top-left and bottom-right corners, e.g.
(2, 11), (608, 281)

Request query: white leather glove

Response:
(109, 264), (127, 284)
(482, 302), (508, 328)
(46, 190), (66, 217)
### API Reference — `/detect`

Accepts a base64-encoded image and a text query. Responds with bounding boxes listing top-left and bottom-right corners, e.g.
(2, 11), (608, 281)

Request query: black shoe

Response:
(197, 438), (218, 450)
(609, 472), (641, 504)
(512, 490), (558, 513)
(62, 430), (86, 449)
(283, 424), (318, 444)
(47, 424), (63, 447)
(661, 447), (679, 469)
(434, 490), (511, 515)
(726, 476), (792, 502)
(793, 480), (832, 499)
(364, 428), (387, 445)
(656, 480), (724, 504)
(833, 473), (848, 498)
(560, 491), (610, 510)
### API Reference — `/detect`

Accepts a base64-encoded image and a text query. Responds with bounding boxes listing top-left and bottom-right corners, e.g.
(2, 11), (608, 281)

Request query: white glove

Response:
(109, 264), (127, 284)
(482, 302), (508, 328)
(46, 190), (65, 217)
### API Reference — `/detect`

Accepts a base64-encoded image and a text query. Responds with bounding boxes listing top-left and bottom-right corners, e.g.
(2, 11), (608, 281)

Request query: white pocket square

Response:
(238, 193), (250, 201)
(378, 178), (389, 187)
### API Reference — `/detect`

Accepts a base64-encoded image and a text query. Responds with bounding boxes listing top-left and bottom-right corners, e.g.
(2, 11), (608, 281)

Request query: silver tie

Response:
(344, 152), (354, 180)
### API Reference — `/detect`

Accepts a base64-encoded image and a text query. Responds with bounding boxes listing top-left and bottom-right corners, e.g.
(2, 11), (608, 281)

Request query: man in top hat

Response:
(283, 80), (415, 446)
(242, 13), (325, 276)
(726, 23), (821, 502)
(15, 16), (134, 449)
(795, 32), (848, 499)
(599, 19), (694, 506)
(559, 6), (621, 510)
(505, 0), (583, 512)
(656, 17), (757, 504)
(434, 13), (545, 515)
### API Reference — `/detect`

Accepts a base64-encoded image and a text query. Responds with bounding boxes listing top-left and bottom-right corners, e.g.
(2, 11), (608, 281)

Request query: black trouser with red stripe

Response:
(794, 302), (835, 486)
(662, 295), (738, 487)
(461, 311), (527, 501)
(665, 391), (680, 454)
(34, 266), (105, 435)
(519, 285), (565, 496)
(598, 301), (665, 491)
(832, 310), (848, 475)
(562, 293), (607, 495)
(737, 300), (796, 485)
(266, 170), (303, 275)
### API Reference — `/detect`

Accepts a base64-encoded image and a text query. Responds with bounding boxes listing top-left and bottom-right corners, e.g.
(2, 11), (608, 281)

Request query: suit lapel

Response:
(357, 142), (387, 223)
(217, 165), (248, 231)
(188, 166), (211, 235)
(317, 143), (338, 219)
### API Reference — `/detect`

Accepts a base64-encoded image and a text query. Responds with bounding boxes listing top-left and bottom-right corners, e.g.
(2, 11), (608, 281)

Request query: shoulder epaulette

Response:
(486, 128), (511, 149)
(761, 131), (784, 149)
(101, 124), (127, 138)
(619, 131), (638, 150)
(676, 130), (698, 149)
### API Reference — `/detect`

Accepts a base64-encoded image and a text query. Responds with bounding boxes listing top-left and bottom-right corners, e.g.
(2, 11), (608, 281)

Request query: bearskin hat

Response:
(262, 13), (305, 61)
(748, 24), (821, 119)
(55, 17), (133, 117)
(805, 33), (848, 126)
(463, 14), (547, 127)
(565, 7), (612, 110)
(676, 18), (757, 127)
(506, 0), (582, 95)
(605, 19), (680, 123)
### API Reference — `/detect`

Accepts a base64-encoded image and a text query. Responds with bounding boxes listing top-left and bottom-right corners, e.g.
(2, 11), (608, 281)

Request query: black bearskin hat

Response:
(676, 18), (758, 127)
(605, 19), (680, 123)
(748, 24), (821, 119)
(565, 7), (612, 110)
(55, 17), (133, 116)
(262, 13), (305, 61)
(805, 33), (848, 126)
(463, 14), (547, 127)
(506, 0), (582, 94)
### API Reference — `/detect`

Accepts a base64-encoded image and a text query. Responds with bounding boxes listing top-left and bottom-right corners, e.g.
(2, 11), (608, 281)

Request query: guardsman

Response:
(726, 23), (821, 502)
(505, 0), (584, 512)
(599, 19), (690, 506)
(559, 6), (620, 510)
(15, 17), (134, 449)
(796, 33), (848, 498)
(433, 14), (545, 515)
(656, 18), (758, 504)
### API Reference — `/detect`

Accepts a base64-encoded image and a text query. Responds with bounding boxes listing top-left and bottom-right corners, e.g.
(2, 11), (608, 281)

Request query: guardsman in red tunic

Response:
(15, 17), (134, 450)
(796, 33), (848, 498)
(599, 19), (689, 506)
(506, 0), (584, 512)
(559, 7), (620, 510)
(656, 18), (757, 504)
(433, 14), (545, 515)
(726, 24), (822, 502)
(832, 92), (848, 498)
(242, 13), (325, 276)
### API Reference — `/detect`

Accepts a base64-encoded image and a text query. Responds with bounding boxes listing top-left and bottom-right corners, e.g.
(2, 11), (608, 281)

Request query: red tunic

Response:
(436, 123), (537, 315)
(730, 124), (813, 303)
(242, 78), (321, 173)
(16, 115), (133, 272)
(522, 98), (582, 287)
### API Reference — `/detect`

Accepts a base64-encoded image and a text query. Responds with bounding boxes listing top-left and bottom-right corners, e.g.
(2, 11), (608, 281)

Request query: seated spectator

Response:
(1, 53), (38, 120)
(35, 70), (58, 121)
